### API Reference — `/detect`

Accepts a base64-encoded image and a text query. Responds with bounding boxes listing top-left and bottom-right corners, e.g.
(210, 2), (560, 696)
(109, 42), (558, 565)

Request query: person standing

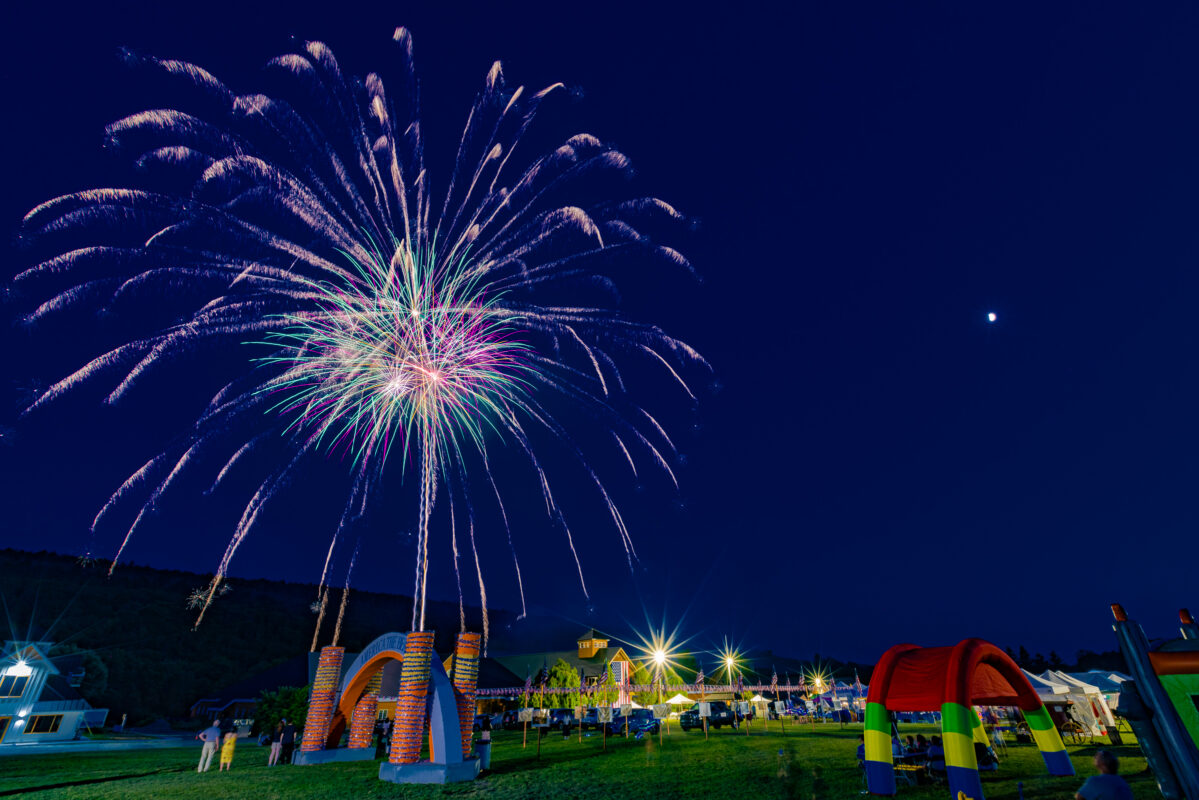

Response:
(1076, 750), (1133, 800)
(267, 722), (283, 766)
(477, 714), (492, 770)
(196, 720), (222, 773)
(279, 718), (297, 764)
(219, 731), (237, 771)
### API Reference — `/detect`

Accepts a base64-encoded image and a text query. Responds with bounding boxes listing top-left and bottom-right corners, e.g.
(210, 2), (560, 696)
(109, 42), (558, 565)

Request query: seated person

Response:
(904, 735), (916, 753)
(892, 736), (905, 756)
(925, 735), (946, 773)
(856, 734), (865, 763)
(1076, 750), (1133, 800)
(913, 734), (929, 753)
(975, 741), (999, 772)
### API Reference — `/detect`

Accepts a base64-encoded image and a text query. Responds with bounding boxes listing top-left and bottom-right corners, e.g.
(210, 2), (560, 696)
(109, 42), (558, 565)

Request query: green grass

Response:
(0, 722), (1161, 799)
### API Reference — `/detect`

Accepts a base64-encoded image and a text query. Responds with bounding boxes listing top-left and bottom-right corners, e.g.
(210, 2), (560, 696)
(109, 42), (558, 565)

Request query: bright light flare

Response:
(987, 311), (997, 323)
(805, 665), (833, 695)
(633, 626), (687, 680)
(4, 660), (32, 678)
(716, 640), (744, 686)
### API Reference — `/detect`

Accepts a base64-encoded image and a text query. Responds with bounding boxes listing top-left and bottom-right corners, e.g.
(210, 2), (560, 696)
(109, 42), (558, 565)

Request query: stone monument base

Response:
(292, 747), (377, 766)
(378, 757), (481, 784)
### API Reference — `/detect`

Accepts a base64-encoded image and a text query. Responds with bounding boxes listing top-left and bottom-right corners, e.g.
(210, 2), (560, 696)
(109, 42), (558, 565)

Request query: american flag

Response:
(695, 665), (705, 685)
(853, 670), (864, 697)
(797, 673), (807, 692)
(771, 668), (778, 691)
(524, 672), (532, 697)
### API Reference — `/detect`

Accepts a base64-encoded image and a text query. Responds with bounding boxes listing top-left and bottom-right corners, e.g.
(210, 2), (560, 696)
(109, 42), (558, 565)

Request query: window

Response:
(0, 717), (9, 743)
(25, 715), (62, 734)
(0, 675), (28, 698)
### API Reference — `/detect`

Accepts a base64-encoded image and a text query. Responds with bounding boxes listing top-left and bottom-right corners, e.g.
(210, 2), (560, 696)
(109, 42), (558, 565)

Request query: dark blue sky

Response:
(2, 2), (1197, 663)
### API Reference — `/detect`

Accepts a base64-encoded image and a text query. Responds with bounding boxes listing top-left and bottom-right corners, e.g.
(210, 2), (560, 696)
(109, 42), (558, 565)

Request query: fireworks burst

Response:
(16, 28), (706, 643)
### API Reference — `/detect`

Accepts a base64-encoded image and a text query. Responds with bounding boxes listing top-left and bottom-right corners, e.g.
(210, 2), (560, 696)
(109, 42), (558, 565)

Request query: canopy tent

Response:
(1041, 670), (1117, 732)
(1069, 671), (1129, 700)
(664, 693), (693, 705)
(1022, 669), (1070, 699)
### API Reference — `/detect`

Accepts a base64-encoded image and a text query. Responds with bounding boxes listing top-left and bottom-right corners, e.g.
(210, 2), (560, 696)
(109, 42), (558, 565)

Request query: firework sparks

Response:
(17, 28), (706, 641)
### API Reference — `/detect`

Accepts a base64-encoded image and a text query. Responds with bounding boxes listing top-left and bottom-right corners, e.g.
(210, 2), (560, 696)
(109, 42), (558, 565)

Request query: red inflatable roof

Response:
(868, 640), (1041, 712)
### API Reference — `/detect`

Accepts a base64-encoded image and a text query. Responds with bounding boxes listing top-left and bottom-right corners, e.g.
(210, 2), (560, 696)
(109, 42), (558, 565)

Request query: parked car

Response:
(547, 708), (576, 732)
(501, 710), (523, 730)
(609, 707), (659, 735)
(679, 700), (736, 731)
(472, 713), (502, 731)
(580, 708), (608, 731)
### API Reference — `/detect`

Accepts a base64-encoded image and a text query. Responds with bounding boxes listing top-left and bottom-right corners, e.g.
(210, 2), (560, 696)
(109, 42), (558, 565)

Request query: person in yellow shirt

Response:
(219, 731), (237, 771)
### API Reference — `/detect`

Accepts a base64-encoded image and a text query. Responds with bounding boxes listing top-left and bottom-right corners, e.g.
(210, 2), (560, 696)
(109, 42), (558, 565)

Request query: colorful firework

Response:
(16, 28), (705, 641)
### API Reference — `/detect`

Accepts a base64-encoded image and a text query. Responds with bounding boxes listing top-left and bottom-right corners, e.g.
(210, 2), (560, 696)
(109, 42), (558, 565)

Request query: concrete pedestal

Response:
(292, 747), (377, 766)
(378, 757), (481, 784)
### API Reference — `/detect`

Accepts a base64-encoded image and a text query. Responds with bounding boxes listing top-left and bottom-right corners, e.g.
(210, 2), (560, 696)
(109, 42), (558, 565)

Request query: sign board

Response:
(652, 704), (670, 720)
(517, 708), (533, 722)
(575, 706), (584, 718)
(598, 707), (613, 723)
(775, 701), (786, 714)
(737, 701), (750, 714)
(698, 702), (711, 718)
(620, 704), (632, 716)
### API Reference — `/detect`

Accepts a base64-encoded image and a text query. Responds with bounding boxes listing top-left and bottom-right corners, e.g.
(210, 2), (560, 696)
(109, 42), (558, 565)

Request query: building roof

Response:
(1, 641), (59, 675)
(492, 646), (632, 682)
(577, 628), (607, 642)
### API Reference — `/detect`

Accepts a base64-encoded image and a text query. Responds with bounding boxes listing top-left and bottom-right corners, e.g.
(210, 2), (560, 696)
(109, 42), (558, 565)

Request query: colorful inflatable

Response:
(1112, 606), (1199, 799)
(865, 639), (1073, 800)
(295, 631), (482, 784)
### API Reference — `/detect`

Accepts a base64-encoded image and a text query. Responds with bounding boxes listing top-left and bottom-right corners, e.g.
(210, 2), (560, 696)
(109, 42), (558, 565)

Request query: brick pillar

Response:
(450, 632), (482, 757)
(300, 646), (344, 752)
(389, 630), (434, 764)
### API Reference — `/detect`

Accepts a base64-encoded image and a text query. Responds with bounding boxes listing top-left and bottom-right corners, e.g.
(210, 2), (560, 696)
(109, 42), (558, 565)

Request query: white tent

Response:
(1070, 671), (1128, 705)
(1042, 670), (1116, 732)
(664, 693), (693, 705)
(1023, 669), (1070, 699)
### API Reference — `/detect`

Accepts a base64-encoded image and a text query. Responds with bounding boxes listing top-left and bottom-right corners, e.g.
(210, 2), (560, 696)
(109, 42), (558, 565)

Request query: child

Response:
(219, 731), (237, 771)
(268, 723), (283, 766)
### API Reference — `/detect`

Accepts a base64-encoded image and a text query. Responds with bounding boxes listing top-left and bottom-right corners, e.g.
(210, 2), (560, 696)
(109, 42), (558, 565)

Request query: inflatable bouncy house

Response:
(865, 639), (1073, 800)
(1111, 605), (1199, 799)
(294, 631), (482, 784)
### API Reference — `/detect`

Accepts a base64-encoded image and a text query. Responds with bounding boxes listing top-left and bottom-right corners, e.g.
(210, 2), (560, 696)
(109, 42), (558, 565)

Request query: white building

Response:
(0, 639), (108, 745)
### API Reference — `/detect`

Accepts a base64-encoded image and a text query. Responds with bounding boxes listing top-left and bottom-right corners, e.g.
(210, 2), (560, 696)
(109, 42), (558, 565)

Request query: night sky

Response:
(3, 2), (1197, 664)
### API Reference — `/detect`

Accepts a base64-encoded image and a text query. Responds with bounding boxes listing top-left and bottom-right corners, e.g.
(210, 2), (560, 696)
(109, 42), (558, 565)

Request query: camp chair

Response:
(894, 764), (922, 786)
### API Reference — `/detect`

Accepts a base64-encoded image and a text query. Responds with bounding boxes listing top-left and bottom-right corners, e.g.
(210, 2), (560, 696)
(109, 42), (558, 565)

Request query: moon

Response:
(986, 312), (997, 323)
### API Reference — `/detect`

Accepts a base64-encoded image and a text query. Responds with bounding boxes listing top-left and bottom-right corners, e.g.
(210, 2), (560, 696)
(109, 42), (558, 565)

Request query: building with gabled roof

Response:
(491, 628), (636, 705)
(0, 640), (108, 746)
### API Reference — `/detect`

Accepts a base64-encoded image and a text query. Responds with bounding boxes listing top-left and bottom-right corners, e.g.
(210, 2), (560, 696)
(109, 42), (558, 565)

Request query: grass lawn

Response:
(0, 722), (1161, 799)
